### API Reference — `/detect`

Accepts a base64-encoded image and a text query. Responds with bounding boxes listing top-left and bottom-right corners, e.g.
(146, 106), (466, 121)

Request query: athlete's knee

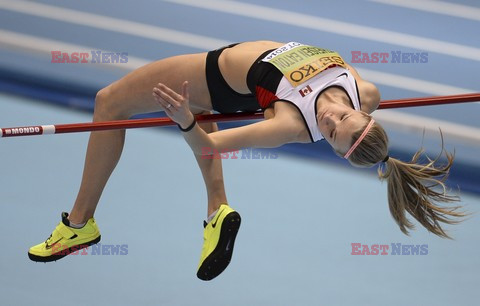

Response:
(93, 87), (113, 118)
(93, 86), (130, 120)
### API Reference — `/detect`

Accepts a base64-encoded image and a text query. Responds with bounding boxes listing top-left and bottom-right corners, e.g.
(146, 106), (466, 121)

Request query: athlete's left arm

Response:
(345, 63), (380, 113)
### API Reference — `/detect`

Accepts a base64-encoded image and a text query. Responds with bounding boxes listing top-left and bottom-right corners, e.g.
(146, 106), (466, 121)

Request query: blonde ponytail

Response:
(346, 115), (466, 238)
(378, 148), (465, 239)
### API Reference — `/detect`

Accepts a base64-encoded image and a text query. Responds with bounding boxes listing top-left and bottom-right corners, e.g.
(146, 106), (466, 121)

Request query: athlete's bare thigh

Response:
(104, 52), (212, 116)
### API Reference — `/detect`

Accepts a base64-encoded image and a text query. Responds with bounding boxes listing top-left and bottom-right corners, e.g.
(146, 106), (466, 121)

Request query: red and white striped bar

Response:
(1, 92), (479, 138)
(0, 112), (262, 138)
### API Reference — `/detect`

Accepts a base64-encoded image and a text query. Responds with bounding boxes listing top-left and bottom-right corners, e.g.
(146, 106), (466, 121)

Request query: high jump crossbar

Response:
(1, 92), (479, 138)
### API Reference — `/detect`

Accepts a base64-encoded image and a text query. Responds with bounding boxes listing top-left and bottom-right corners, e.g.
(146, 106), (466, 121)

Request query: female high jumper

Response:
(28, 41), (465, 281)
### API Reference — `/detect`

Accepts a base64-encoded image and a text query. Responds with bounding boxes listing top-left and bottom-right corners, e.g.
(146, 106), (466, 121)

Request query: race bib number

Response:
(262, 42), (347, 87)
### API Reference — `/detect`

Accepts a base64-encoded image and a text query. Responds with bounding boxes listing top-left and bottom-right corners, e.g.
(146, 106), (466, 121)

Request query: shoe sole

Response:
(197, 211), (241, 281)
(28, 235), (101, 262)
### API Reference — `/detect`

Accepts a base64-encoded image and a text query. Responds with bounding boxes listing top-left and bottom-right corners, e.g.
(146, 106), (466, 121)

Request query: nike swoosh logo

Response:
(211, 208), (225, 228)
(225, 239), (232, 252)
(337, 72), (348, 78)
(45, 238), (63, 250)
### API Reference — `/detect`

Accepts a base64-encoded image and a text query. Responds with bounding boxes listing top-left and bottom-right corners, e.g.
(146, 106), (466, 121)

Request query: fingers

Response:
(152, 85), (181, 110)
(182, 81), (189, 101)
(153, 93), (174, 115)
(161, 83), (184, 104)
(152, 89), (169, 109)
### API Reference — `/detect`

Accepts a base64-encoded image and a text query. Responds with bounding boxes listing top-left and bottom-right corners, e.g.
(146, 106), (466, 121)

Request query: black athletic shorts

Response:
(205, 43), (261, 114)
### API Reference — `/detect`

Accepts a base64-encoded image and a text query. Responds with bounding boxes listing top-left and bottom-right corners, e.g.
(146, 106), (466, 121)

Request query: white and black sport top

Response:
(246, 42), (362, 142)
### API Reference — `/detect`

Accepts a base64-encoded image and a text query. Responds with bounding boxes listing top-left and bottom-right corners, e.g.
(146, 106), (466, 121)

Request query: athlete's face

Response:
(317, 103), (368, 154)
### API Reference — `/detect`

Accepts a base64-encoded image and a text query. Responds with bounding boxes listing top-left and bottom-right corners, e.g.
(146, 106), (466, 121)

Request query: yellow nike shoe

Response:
(197, 204), (241, 281)
(28, 212), (101, 262)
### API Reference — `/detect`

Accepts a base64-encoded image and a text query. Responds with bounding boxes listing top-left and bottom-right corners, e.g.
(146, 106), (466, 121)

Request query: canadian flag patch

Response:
(299, 85), (313, 97)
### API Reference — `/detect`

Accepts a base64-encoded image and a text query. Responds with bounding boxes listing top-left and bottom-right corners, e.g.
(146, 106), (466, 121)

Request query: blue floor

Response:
(1, 93), (479, 306)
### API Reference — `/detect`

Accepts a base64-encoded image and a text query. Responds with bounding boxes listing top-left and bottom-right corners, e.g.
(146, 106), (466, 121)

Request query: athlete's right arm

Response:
(345, 63), (380, 113)
(153, 81), (301, 156)
(182, 116), (299, 156)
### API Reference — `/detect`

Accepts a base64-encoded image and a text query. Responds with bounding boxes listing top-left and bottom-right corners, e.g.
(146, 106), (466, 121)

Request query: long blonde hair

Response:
(346, 114), (465, 239)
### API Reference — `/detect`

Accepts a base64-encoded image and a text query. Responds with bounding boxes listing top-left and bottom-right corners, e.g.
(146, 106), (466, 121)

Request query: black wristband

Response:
(178, 118), (196, 132)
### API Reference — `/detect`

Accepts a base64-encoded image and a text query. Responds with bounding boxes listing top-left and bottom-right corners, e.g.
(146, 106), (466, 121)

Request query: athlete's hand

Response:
(153, 81), (194, 129)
